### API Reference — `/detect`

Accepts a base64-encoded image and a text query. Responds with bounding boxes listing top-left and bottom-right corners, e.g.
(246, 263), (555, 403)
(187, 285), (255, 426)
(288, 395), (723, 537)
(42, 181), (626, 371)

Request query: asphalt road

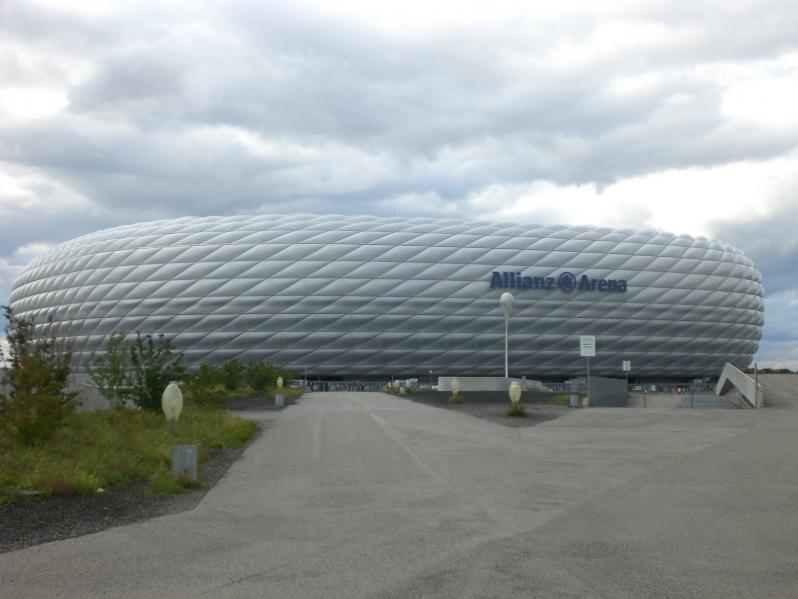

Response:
(2, 392), (797, 598)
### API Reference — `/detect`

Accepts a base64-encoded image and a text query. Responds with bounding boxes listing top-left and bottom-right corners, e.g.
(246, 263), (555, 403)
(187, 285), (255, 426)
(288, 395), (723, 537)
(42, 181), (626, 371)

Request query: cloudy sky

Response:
(1, 0), (796, 368)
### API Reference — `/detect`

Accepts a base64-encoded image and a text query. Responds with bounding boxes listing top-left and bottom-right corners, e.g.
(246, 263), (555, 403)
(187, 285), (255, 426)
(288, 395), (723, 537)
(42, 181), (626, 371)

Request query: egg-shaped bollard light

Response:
(162, 381), (183, 435)
(275, 376), (285, 407)
(508, 380), (522, 405)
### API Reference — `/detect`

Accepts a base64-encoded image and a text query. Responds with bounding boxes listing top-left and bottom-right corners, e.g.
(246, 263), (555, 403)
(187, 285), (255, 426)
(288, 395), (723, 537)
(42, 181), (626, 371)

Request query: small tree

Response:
(89, 333), (130, 409)
(185, 363), (223, 406)
(220, 359), (243, 391)
(245, 360), (277, 393)
(0, 306), (77, 445)
(127, 333), (184, 411)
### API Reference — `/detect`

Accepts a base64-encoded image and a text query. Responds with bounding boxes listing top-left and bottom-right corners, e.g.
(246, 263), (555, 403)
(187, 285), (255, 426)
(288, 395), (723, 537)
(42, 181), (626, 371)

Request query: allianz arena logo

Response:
(490, 271), (628, 293)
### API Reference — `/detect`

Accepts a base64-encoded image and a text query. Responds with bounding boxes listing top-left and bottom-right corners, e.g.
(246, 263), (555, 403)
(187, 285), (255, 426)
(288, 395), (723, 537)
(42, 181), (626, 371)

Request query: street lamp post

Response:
(500, 292), (515, 379)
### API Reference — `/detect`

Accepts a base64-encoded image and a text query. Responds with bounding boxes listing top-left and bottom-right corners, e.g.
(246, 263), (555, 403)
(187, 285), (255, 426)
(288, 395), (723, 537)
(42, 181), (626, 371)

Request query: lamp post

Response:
(161, 381), (183, 435)
(500, 292), (515, 379)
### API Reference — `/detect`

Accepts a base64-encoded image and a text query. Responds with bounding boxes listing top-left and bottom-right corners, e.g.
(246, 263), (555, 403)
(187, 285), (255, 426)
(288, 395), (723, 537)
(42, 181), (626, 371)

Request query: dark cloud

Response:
(709, 199), (798, 296)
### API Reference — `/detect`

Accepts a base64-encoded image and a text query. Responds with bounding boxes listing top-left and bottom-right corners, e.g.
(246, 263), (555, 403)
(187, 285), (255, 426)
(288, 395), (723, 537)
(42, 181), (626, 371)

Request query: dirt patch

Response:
(403, 390), (570, 427)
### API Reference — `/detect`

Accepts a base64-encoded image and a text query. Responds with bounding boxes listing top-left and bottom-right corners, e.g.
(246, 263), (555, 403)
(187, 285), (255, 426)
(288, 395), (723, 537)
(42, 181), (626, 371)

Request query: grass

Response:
(551, 393), (585, 406)
(184, 384), (304, 405)
(506, 403), (527, 417)
(448, 393), (463, 403)
(0, 406), (257, 506)
(384, 386), (415, 396)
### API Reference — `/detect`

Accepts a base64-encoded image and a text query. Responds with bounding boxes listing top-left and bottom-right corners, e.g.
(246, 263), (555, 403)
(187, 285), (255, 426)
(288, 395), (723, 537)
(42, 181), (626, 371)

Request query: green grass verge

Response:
(183, 383), (304, 406)
(0, 406), (257, 505)
(506, 403), (527, 417)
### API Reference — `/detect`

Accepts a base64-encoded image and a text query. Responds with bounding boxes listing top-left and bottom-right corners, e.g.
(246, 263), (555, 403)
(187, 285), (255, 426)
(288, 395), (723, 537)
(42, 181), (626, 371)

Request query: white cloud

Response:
(471, 151), (798, 237)
(0, 163), (98, 218)
(0, 86), (68, 121)
(719, 52), (798, 131)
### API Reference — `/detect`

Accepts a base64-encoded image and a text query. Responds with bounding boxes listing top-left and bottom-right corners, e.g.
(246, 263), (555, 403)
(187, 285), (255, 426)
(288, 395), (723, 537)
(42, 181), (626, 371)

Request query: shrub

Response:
(127, 333), (185, 411)
(185, 364), (226, 406)
(89, 333), (131, 409)
(191, 363), (220, 387)
(220, 360), (243, 391)
(506, 403), (527, 417)
(0, 306), (77, 445)
(245, 360), (277, 393)
(449, 393), (463, 403)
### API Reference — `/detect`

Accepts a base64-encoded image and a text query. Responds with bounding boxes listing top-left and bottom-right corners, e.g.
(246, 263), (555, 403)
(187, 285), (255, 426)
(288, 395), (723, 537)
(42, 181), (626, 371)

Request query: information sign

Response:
(580, 335), (596, 357)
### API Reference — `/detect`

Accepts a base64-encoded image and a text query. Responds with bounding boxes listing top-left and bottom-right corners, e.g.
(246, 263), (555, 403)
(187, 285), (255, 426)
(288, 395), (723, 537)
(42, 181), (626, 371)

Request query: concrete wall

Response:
(568, 375), (628, 407)
(67, 373), (112, 412)
(1, 368), (111, 412)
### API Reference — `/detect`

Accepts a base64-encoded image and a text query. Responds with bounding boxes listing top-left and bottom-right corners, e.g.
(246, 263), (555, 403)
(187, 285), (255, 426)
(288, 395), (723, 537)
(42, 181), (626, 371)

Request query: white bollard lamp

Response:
(508, 380), (522, 405)
(162, 381), (183, 435)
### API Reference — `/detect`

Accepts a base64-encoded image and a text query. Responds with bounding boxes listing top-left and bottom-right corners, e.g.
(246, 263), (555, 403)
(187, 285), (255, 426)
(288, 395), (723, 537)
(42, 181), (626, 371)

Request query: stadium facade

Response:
(9, 214), (764, 378)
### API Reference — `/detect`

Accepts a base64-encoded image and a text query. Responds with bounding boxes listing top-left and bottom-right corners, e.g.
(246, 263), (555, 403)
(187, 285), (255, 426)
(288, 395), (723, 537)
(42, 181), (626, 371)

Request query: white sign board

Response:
(580, 335), (596, 357)
(622, 360), (631, 372)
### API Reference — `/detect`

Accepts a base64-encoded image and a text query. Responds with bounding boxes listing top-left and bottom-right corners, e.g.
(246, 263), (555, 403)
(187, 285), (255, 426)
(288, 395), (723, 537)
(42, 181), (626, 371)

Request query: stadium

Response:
(9, 214), (764, 379)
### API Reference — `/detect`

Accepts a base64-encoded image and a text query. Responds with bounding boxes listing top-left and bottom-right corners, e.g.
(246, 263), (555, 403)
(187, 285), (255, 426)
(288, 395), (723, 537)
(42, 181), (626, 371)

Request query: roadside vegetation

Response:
(0, 306), (293, 506)
(180, 359), (299, 407)
(0, 406), (256, 504)
(505, 402), (527, 417)
(384, 380), (417, 397)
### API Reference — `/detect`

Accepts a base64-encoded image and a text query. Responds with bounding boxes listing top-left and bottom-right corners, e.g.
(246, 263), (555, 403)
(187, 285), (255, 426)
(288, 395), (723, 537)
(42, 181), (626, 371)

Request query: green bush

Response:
(449, 392), (463, 403)
(191, 363), (220, 387)
(506, 403), (527, 417)
(185, 364), (227, 406)
(89, 333), (130, 409)
(127, 333), (185, 411)
(245, 360), (278, 392)
(0, 306), (77, 445)
(220, 360), (243, 391)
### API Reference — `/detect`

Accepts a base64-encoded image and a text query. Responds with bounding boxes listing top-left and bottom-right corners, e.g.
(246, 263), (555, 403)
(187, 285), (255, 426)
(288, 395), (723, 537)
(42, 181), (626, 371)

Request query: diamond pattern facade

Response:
(9, 214), (764, 377)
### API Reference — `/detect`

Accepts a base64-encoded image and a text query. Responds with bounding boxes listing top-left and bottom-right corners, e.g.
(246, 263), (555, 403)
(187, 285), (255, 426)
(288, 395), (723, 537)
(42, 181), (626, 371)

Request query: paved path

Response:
(2, 392), (798, 598)
(760, 374), (798, 408)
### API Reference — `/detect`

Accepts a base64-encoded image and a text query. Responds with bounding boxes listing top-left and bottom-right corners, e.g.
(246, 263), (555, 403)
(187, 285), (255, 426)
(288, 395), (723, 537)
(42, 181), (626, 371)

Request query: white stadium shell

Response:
(9, 214), (764, 378)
